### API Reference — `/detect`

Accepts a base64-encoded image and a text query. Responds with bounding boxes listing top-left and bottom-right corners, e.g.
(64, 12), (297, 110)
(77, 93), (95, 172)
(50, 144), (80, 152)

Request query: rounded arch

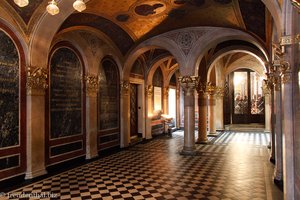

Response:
(207, 46), (269, 83)
(28, 0), (92, 68)
(123, 37), (185, 80)
(54, 26), (124, 77)
(146, 55), (173, 86)
(186, 27), (269, 75)
(0, 18), (27, 180)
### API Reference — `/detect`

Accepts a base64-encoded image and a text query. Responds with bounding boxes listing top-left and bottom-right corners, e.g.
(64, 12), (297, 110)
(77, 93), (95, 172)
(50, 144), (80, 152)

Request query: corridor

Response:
(2, 131), (282, 200)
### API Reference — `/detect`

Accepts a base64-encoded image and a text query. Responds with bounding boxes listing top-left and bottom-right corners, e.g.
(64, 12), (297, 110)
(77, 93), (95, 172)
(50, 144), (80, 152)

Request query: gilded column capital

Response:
(85, 75), (99, 97)
(205, 82), (217, 96)
(120, 80), (130, 96)
(215, 86), (225, 99)
(163, 87), (169, 97)
(146, 85), (153, 97)
(178, 76), (199, 88)
(178, 76), (199, 96)
(26, 66), (48, 96)
(262, 82), (271, 96)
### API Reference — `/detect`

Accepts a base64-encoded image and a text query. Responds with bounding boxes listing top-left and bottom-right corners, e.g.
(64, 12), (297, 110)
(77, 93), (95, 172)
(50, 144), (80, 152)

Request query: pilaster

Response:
(206, 83), (217, 136)
(146, 85), (153, 139)
(196, 81), (208, 144)
(120, 80), (130, 147)
(215, 86), (225, 131)
(85, 75), (99, 159)
(25, 66), (48, 179)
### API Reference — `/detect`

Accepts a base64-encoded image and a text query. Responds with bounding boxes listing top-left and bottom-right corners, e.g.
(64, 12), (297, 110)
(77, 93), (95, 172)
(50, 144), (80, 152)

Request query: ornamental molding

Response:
(120, 80), (130, 95)
(26, 66), (48, 96)
(146, 85), (153, 97)
(163, 87), (169, 97)
(85, 75), (99, 97)
(164, 30), (207, 55)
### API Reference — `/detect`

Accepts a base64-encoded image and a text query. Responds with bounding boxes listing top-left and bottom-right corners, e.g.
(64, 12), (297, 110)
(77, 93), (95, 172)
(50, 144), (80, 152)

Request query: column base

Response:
(86, 153), (99, 160)
(195, 138), (208, 144)
(180, 147), (199, 156)
(25, 168), (47, 180)
(208, 132), (218, 137)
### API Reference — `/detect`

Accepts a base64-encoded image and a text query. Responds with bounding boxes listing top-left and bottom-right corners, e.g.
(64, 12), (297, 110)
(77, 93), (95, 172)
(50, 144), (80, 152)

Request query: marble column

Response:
(145, 85), (153, 140)
(273, 76), (283, 183)
(25, 66), (48, 179)
(176, 87), (180, 129)
(178, 76), (198, 154)
(270, 88), (276, 163)
(196, 82), (208, 144)
(280, 44), (296, 199)
(207, 84), (217, 136)
(85, 75), (99, 159)
(263, 84), (271, 133)
(120, 81), (130, 147)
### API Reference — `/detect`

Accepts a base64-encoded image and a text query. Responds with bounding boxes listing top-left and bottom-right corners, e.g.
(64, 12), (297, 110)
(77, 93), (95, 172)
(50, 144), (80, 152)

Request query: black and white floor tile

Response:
(1, 131), (282, 200)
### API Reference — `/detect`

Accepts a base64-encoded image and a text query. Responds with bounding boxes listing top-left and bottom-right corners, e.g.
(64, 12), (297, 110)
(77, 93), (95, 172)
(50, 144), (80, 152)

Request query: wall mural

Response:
(98, 59), (119, 130)
(0, 31), (19, 148)
(50, 48), (82, 139)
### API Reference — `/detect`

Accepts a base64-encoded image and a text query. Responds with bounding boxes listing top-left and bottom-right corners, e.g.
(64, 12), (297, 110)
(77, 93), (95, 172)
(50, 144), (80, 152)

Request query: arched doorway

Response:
(225, 69), (265, 124)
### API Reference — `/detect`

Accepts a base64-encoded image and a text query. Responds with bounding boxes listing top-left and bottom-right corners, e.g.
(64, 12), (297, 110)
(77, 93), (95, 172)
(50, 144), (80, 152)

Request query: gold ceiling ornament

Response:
(14, 0), (86, 16)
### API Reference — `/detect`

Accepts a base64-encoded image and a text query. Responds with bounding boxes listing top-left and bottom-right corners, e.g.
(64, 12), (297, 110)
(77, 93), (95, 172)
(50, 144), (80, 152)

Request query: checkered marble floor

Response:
(2, 131), (282, 200)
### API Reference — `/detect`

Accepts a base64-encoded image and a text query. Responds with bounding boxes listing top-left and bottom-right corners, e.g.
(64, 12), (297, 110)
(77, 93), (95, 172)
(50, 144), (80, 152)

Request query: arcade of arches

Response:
(0, 0), (299, 199)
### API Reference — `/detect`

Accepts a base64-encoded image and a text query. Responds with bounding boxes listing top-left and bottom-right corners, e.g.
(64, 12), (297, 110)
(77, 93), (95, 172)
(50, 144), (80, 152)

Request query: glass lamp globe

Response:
(73, 0), (86, 12)
(46, 0), (59, 15)
(14, 0), (29, 7)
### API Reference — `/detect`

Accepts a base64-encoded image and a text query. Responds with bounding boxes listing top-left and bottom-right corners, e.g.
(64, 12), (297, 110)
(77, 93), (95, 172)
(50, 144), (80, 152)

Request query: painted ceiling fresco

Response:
(6, 0), (268, 51)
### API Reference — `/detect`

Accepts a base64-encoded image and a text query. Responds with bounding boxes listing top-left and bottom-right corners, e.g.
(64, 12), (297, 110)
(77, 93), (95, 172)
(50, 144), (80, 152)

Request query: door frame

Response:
(129, 78), (146, 139)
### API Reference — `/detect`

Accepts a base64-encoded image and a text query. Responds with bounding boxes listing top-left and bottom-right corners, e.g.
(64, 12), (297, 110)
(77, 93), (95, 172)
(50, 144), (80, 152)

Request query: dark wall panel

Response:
(0, 31), (19, 148)
(50, 48), (82, 139)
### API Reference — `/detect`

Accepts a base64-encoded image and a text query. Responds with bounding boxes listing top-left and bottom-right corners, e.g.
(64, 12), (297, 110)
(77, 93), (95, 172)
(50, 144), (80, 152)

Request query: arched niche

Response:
(46, 43), (86, 165)
(98, 57), (120, 150)
(0, 25), (26, 181)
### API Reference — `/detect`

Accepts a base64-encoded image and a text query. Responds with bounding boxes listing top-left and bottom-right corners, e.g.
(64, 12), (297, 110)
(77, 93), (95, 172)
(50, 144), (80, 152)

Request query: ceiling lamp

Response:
(46, 0), (60, 16)
(14, 0), (86, 16)
(73, 0), (86, 12)
(14, 0), (29, 7)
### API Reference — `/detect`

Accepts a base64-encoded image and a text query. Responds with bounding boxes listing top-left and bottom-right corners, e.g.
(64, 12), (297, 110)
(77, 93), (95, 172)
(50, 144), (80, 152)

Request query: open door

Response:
(229, 69), (265, 124)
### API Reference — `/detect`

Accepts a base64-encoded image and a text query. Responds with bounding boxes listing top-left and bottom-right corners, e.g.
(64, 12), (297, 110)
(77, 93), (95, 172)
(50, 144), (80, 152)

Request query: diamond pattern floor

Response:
(1, 131), (282, 200)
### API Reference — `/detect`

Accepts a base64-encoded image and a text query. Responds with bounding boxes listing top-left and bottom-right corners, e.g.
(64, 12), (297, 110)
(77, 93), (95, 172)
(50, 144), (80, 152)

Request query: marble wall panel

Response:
(98, 60), (119, 131)
(0, 31), (19, 148)
(50, 48), (82, 139)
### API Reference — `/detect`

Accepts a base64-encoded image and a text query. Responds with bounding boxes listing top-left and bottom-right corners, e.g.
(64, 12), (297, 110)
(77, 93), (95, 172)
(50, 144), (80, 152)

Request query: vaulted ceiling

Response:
(4, 0), (272, 73)
(6, 0), (269, 45)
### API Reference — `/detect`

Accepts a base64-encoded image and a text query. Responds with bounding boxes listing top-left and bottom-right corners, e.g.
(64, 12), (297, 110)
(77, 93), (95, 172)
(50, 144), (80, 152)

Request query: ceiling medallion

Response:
(133, 0), (167, 17)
